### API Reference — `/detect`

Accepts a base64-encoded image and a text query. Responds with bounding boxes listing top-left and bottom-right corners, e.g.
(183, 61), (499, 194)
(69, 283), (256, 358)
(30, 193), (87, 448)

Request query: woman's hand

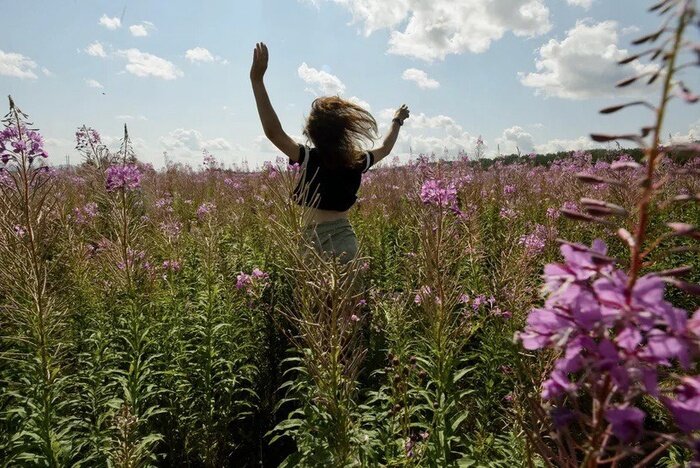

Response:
(250, 42), (269, 82)
(394, 104), (410, 124)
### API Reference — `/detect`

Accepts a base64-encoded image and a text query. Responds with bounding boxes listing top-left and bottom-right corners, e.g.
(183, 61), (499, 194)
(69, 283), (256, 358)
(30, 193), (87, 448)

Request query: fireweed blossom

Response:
(518, 224), (549, 256)
(73, 202), (98, 225)
(196, 202), (216, 219)
(0, 124), (48, 168)
(516, 239), (700, 440)
(420, 179), (457, 207)
(105, 164), (142, 192)
(236, 268), (270, 296)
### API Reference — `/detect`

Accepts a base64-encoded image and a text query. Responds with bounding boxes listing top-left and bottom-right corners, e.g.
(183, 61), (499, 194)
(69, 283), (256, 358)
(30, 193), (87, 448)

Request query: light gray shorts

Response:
(302, 218), (358, 265)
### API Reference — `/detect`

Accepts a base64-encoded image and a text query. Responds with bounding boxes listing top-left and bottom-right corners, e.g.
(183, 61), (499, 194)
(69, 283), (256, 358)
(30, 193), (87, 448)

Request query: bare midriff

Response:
(307, 206), (350, 225)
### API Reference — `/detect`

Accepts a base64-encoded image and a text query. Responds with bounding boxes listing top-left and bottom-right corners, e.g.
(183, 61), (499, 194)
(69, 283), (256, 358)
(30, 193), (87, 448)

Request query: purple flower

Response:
(519, 224), (549, 255)
(159, 220), (182, 239)
(105, 164), (142, 192)
(236, 272), (251, 290)
(236, 268), (270, 295)
(162, 260), (181, 272)
(1, 124), (48, 168)
(155, 196), (174, 212)
(251, 267), (269, 280)
(13, 224), (26, 237)
(604, 406), (645, 443)
(499, 207), (517, 219)
(503, 184), (516, 196)
(196, 202), (216, 219)
(662, 377), (700, 433)
(73, 202), (98, 224)
(420, 179), (457, 207)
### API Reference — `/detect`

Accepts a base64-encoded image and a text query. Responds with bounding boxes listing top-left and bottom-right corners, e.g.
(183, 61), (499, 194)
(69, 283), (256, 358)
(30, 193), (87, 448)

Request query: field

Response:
(1, 104), (699, 466)
(1, 1), (699, 464)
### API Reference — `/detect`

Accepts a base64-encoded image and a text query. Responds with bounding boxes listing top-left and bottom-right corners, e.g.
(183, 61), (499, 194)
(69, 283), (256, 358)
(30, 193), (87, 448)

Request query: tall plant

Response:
(0, 96), (71, 464)
(515, 1), (699, 466)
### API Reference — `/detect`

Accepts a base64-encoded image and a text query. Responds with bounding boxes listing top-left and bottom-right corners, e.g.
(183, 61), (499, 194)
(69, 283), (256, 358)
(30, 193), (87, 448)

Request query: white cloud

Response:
(347, 96), (371, 110)
(41, 67), (53, 77)
(186, 47), (214, 62)
(85, 79), (103, 88)
(307, 0), (551, 61)
(566, 0), (594, 8)
(402, 68), (440, 89)
(495, 126), (535, 154)
(535, 136), (599, 154)
(375, 111), (478, 158)
(99, 14), (121, 30)
(668, 119), (700, 144)
(129, 21), (155, 37)
(184, 47), (227, 64)
(117, 49), (183, 80)
(160, 129), (232, 153)
(519, 20), (657, 99)
(298, 62), (346, 95)
(85, 41), (107, 58)
(0, 50), (38, 79)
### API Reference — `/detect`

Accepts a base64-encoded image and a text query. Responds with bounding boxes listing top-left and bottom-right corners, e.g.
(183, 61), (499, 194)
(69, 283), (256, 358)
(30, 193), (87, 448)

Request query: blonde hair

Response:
(303, 96), (378, 171)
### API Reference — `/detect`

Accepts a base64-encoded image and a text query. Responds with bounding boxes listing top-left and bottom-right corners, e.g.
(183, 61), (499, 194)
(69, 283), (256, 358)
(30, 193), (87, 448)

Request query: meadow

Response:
(1, 1), (699, 467)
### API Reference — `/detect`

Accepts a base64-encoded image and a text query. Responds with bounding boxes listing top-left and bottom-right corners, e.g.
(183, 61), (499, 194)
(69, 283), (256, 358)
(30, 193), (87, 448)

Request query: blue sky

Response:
(1, 0), (698, 169)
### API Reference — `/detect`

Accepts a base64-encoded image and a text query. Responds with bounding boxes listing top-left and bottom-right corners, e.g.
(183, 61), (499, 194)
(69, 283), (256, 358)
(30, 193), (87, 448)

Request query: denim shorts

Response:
(302, 218), (358, 264)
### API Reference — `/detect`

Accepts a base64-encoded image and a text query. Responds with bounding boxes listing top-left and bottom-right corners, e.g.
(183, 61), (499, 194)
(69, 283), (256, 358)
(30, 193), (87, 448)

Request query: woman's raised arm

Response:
(371, 104), (410, 164)
(250, 42), (299, 162)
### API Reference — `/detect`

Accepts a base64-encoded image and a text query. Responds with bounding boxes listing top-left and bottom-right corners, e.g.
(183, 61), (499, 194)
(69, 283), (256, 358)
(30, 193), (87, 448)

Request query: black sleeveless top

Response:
(290, 144), (375, 211)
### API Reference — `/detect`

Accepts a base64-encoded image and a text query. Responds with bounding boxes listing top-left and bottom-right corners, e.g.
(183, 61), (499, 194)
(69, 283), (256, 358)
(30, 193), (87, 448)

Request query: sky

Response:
(1, 0), (698, 170)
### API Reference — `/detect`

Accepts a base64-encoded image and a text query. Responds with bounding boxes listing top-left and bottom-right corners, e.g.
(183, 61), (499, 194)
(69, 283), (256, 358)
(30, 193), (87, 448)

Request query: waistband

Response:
(303, 217), (352, 232)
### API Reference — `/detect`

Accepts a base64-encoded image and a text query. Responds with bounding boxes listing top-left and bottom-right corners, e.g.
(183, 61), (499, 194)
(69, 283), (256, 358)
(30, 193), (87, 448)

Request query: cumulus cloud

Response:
(99, 14), (121, 30)
(495, 126), (535, 154)
(668, 119), (700, 144)
(160, 129), (232, 153)
(129, 21), (154, 37)
(0, 50), (38, 79)
(85, 79), (103, 88)
(85, 41), (107, 58)
(535, 136), (599, 154)
(519, 20), (657, 99)
(117, 49), (183, 80)
(306, 0), (551, 61)
(402, 68), (440, 89)
(185, 47), (227, 64)
(374, 110), (478, 158)
(298, 62), (346, 95)
(566, 0), (594, 8)
(347, 96), (371, 110)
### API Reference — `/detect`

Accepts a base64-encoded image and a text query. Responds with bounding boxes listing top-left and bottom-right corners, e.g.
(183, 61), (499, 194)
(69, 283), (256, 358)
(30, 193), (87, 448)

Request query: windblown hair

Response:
(303, 96), (378, 171)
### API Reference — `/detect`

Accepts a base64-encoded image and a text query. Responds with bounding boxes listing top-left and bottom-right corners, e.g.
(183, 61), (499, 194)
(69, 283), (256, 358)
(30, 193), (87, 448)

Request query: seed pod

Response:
(409, 356), (417, 364)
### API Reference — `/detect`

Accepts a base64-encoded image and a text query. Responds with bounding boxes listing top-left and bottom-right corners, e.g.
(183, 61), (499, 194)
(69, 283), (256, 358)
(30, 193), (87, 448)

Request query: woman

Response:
(250, 42), (409, 264)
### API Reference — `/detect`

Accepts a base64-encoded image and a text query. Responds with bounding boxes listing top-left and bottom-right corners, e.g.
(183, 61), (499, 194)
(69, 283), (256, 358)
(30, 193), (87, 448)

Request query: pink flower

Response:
(105, 164), (142, 192)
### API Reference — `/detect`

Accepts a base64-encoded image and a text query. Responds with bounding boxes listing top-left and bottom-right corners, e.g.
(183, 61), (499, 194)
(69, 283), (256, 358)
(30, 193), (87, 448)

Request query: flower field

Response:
(2, 1), (700, 466)
(1, 100), (698, 466)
